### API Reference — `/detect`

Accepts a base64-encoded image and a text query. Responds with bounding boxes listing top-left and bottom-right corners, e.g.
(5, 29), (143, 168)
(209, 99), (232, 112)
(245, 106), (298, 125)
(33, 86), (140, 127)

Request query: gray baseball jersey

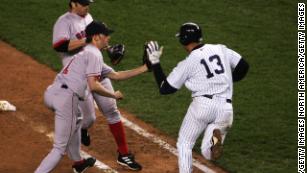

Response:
(52, 11), (121, 129)
(53, 12), (93, 65)
(172, 44), (241, 173)
(54, 44), (104, 98)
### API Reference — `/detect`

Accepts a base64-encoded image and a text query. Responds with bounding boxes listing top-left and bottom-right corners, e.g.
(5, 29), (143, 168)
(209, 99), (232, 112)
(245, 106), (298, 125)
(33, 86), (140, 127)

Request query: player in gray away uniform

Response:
(52, 0), (142, 170)
(35, 21), (123, 173)
(146, 23), (249, 173)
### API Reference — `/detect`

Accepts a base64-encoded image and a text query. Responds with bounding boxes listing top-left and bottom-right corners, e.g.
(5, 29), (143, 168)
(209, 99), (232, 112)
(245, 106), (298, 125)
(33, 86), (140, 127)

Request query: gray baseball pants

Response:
(35, 84), (82, 173)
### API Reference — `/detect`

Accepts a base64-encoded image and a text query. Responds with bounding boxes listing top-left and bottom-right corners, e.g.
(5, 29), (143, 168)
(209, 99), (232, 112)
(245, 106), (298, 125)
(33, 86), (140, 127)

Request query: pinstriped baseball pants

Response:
(177, 96), (233, 173)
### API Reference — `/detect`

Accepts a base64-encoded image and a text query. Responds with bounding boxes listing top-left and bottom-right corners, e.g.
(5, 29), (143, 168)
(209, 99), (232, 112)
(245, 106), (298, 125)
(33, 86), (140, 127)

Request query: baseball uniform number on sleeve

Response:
(200, 55), (225, 79)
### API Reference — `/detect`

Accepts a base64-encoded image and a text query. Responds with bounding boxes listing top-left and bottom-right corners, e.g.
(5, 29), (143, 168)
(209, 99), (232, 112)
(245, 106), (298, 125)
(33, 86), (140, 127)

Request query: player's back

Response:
(183, 44), (240, 99)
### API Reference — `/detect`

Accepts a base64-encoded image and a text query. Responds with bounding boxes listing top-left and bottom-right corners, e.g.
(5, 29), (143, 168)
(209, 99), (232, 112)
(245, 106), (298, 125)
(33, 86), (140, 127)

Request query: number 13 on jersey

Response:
(200, 55), (225, 79)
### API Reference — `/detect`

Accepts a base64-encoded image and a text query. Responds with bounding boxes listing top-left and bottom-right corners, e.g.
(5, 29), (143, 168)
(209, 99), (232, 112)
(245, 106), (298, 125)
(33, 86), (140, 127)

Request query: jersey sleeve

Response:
(52, 18), (70, 46)
(86, 13), (94, 24)
(85, 52), (102, 77)
(100, 63), (114, 78)
(224, 46), (242, 70)
(166, 59), (190, 89)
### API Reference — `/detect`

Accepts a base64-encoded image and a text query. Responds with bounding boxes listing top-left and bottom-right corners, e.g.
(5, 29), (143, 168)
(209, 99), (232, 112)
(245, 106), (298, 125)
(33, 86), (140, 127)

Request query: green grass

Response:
(0, 0), (297, 172)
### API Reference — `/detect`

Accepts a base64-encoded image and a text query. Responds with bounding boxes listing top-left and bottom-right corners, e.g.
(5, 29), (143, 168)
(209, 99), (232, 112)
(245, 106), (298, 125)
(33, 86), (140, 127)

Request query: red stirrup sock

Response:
(109, 121), (129, 155)
(73, 159), (84, 166)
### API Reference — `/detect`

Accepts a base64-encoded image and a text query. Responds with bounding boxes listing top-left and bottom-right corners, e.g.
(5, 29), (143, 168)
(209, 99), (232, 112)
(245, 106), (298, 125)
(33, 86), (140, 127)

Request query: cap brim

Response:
(108, 29), (114, 34)
(103, 29), (114, 36)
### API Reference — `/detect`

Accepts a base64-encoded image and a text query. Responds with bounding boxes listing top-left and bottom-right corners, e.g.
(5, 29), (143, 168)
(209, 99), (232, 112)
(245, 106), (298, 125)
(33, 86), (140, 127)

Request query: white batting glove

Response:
(146, 41), (163, 65)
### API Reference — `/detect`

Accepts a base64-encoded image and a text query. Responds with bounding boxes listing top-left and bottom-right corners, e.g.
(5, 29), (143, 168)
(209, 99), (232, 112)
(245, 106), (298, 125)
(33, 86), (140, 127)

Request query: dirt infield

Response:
(0, 41), (226, 173)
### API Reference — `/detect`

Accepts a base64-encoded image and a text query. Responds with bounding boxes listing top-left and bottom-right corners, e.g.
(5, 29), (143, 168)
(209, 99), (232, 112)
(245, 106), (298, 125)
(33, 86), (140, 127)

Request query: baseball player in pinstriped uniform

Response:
(52, 0), (142, 170)
(35, 21), (123, 173)
(145, 22), (249, 173)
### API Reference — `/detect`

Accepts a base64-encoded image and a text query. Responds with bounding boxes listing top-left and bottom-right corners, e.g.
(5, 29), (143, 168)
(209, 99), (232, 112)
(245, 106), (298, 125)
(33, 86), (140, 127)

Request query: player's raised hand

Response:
(146, 41), (163, 64)
(114, 90), (123, 100)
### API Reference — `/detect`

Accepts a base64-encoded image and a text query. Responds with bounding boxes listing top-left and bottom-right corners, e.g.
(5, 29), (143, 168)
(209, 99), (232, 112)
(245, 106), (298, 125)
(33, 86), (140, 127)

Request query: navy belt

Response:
(202, 94), (232, 103)
(61, 84), (84, 101)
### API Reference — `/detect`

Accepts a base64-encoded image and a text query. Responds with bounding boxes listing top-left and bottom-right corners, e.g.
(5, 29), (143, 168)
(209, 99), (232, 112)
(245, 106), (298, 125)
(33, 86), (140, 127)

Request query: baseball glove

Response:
(142, 42), (152, 71)
(107, 44), (125, 65)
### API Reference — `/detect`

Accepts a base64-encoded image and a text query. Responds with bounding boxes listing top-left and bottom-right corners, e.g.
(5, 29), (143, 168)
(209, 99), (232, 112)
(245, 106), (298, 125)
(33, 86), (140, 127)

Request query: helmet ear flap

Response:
(179, 35), (189, 45)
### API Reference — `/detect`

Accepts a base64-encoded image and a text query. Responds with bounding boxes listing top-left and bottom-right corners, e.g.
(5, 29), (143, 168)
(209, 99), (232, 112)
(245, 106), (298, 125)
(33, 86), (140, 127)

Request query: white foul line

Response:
(17, 113), (117, 173)
(94, 101), (215, 173)
(120, 116), (216, 173)
(45, 132), (118, 173)
(80, 150), (118, 173)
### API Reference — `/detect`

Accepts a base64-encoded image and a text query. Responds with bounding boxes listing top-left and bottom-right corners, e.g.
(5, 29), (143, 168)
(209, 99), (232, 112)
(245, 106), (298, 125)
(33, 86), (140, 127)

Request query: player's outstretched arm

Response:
(106, 64), (148, 81)
(146, 41), (178, 95)
(87, 76), (123, 100)
(151, 64), (177, 95)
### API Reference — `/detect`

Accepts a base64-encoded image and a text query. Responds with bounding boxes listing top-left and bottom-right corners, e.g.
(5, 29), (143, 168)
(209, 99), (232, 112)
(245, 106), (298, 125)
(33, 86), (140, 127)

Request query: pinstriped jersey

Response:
(167, 44), (241, 99)
(52, 12), (93, 66)
(54, 44), (105, 99)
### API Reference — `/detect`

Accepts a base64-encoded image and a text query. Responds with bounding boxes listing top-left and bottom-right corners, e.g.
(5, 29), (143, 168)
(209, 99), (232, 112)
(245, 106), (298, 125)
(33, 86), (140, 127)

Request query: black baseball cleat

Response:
(211, 129), (223, 161)
(72, 157), (96, 173)
(81, 129), (91, 146)
(117, 153), (142, 171)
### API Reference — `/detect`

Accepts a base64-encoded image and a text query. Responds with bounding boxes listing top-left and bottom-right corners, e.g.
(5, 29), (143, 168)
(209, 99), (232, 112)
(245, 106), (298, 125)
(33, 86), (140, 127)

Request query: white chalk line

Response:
(80, 150), (118, 173)
(36, 125), (118, 173)
(21, 103), (215, 173)
(15, 113), (117, 173)
(95, 101), (215, 173)
(120, 115), (216, 173)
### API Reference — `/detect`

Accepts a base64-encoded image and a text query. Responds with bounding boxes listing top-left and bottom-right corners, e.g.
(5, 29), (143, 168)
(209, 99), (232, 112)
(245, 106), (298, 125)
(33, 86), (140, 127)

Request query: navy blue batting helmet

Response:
(176, 22), (203, 45)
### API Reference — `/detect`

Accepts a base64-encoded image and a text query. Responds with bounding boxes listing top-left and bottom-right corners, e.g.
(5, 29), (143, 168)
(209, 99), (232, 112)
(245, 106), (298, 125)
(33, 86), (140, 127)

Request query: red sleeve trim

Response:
(53, 38), (69, 48)
(87, 73), (101, 76)
(87, 74), (102, 81)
